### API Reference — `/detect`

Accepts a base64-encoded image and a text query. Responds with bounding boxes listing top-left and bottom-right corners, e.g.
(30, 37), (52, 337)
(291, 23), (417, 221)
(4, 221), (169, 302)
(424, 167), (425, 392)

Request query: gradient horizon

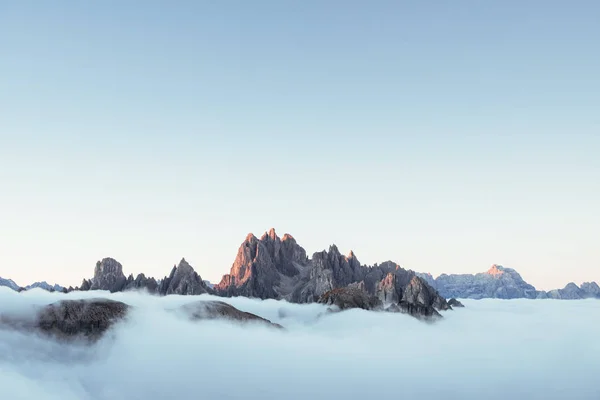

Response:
(1, 1), (599, 289)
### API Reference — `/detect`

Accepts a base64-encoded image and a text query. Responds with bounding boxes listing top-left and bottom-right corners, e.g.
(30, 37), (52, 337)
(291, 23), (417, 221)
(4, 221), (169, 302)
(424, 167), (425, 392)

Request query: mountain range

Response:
(1, 229), (598, 309)
(0, 277), (65, 293)
(417, 265), (600, 300)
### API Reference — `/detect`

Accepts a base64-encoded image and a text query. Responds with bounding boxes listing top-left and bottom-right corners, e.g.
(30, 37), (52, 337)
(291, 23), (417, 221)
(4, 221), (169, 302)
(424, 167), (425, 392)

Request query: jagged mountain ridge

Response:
(214, 229), (449, 317)
(540, 281), (600, 299)
(25, 282), (65, 292)
(0, 277), (20, 291)
(75, 257), (212, 296)
(2, 229), (597, 305)
(417, 265), (600, 300)
(64, 228), (449, 319)
(0, 277), (65, 293)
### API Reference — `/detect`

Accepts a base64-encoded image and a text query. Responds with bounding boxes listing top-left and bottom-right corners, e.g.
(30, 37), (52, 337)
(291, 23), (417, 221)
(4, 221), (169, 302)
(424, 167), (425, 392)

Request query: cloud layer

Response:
(0, 288), (598, 400)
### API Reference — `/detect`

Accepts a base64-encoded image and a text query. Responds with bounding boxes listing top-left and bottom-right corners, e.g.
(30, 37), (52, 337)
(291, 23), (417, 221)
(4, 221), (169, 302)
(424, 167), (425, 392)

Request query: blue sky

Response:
(1, 1), (598, 289)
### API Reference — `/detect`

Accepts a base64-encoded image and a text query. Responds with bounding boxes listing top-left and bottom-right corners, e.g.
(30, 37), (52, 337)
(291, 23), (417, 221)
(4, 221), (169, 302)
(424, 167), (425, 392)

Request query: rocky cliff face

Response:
(355, 261), (450, 313)
(215, 229), (309, 299)
(355, 261), (447, 310)
(447, 298), (465, 308)
(317, 284), (444, 320)
(426, 265), (538, 300)
(80, 278), (92, 291)
(89, 258), (128, 293)
(318, 286), (383, 311)
(159, 258), (213, 295)
(290, 245), (364, 303)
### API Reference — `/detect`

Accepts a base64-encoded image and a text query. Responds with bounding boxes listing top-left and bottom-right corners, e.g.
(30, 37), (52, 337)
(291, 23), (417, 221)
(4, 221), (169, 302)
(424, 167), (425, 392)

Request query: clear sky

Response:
(1, 1), (598, 290)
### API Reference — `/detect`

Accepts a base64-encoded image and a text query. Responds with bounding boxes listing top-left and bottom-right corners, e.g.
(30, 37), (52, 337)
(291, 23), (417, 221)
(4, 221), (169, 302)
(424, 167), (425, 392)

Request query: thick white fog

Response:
(0, 288), (598, 400)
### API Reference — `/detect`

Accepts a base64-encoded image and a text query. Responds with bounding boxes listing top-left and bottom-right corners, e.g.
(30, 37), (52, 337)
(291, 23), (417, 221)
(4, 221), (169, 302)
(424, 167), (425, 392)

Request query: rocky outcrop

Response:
(159, 258), (212, 296)
(402, 275), (450, 311)
(37, 299), (129, 342)
(375, 272), (400, 304)
(177, 300), (283, 329)
(367, 268), (446, 319)
(124, 273), (159, 293)
(80, 278), (92, 291)
(0, 298), (284, 344)
(89, 258), (128, 293)
(362, 262), (449, 312)
(429, 265), (538, 300)
(318, 285), (442, 320)
(0, 299), (130, 343)
(447, 298), (465, 308)
(318, 286), (382, 311)
(386, 301), (442, 320)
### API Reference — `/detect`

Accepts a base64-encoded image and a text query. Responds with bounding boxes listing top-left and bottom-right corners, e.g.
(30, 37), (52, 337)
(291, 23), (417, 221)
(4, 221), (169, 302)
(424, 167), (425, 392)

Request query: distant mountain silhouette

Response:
(417, 265), (599, 300)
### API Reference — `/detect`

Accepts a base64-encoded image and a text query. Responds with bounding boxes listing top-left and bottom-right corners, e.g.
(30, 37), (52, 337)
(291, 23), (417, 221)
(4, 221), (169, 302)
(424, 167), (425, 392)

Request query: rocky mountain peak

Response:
(267, 227), (277, 240)
(564, 282), (580, 291)
(259, 228), (281, 243)
(177, 258), (193, 272)
(123, 272), (158, 293)
(90, 258), (127, 293)
(433, 264), (538, 299)
(581, 281), (600, 297)
(328, 244), (340, 255)
(282, 233), (295, 242)
(216, 229), (308, 298)
(25, 281), (65, 292)
(487, 264), (505, 277)
(159, 258), (211, 296)
(303, 245), (368, 301)
(94, 257), (123, 276)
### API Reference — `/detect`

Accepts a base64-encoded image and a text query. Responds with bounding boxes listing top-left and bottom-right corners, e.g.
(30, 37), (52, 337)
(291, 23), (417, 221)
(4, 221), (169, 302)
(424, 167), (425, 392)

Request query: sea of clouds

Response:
(0, 287), (598, 400)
